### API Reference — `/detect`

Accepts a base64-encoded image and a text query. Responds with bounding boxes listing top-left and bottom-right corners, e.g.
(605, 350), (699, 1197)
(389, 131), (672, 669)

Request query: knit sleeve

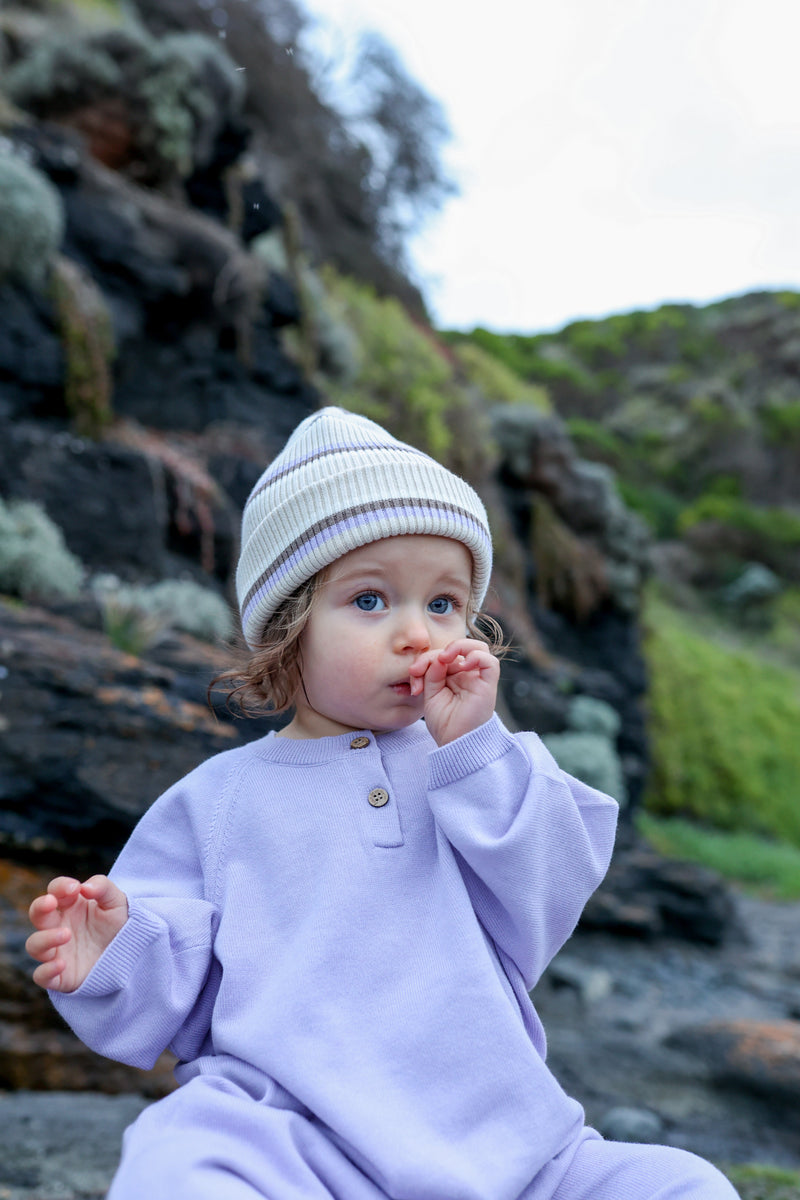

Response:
(427, 714), (618, 990)
(50, 751), (234, 1070)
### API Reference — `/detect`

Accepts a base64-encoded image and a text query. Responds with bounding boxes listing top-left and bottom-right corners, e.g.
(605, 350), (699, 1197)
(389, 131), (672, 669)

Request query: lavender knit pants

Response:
(108, 1078), (739, 1200)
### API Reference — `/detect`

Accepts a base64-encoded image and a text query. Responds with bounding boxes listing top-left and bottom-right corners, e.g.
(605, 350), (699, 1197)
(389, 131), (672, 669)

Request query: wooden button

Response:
(350, 736), (370, 749)
(368, 788), (389, 808)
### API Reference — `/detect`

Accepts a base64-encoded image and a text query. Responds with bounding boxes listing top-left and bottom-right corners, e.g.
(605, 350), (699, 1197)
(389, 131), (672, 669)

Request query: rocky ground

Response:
(1, 888), (798, 1199)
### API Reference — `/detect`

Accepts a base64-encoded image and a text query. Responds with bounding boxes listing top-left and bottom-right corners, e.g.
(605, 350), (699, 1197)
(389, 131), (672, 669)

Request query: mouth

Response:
(389, 681), (413, 696)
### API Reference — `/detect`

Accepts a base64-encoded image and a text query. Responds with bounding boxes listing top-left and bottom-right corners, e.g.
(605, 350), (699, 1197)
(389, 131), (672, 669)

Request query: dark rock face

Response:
(0, 599), (278, 1092)
(582, 838), (740, 945)
(666, 1019), (800, 1105)
(5, 124), (318, 439)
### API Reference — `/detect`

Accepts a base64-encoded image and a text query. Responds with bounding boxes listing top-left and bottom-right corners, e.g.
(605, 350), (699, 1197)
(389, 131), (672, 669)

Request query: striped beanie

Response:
(237, 407), (493, 648)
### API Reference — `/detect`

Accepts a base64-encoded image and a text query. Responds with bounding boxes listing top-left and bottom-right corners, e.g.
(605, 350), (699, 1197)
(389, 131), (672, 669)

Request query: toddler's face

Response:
(282, 535), (472, 740)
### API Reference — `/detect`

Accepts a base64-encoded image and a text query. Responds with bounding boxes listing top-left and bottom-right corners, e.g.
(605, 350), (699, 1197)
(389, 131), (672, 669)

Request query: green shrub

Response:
(616, 481), (683, 539)
(0, 499), (83, 600)
(678, 495), (800, 548)
(323, 271), (458, 462)
(6, 27), (244, 182)
(453, 342), (551, 412)
(761, 399), (800, 444)
(643, 594), (800, 846)
(0, 148), (64, 289)
(138, 32), (245, 178)
(93, 576), (234, 652)
(565, 417), (625, 463)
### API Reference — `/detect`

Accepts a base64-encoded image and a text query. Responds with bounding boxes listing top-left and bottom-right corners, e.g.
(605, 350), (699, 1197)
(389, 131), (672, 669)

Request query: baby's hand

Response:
(26, 875), (129, 993)
(409, 638), (500, 746)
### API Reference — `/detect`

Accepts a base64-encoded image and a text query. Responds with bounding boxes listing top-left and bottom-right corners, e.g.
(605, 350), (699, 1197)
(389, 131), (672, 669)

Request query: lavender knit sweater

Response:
(53, 715), (618, 1200)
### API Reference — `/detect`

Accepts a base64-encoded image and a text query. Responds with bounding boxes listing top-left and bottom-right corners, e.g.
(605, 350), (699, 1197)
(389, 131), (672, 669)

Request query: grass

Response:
(721, 1163), (800, 1200)
(643, 593), (800, 848)
(638, 814), (800, 901)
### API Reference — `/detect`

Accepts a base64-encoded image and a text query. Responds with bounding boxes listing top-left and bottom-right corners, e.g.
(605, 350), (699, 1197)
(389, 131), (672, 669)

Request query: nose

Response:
(393, 607), (431, 654)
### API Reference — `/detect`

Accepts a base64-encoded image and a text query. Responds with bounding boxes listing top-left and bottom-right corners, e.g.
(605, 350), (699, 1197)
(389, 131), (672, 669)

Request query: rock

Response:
(0, 280), (64, 422)
(666, 1020), (800, 1106)
(0, 600), (279, 1090)
(0, 422), (168, 579)
(597, 1105), (665, 1144)
(0, 600), (275, 871)
(0, 1090), (149, 1199)
(581, 839), (740, 945)
(546, 955), (613, 1005)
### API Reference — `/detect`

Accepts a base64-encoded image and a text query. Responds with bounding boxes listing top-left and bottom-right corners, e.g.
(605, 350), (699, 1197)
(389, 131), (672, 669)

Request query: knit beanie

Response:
(237, 406), (493, 648)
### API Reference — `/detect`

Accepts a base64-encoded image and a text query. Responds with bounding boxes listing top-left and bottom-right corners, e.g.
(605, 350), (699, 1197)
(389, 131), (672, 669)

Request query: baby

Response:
(28, 407), (739, 1199)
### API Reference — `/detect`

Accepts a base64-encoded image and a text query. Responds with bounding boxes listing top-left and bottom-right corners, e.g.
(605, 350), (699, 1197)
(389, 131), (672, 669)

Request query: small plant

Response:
(93, 575), (234, 655)
(0, 144), (64, 290)
(6, 27), (245, 185)
(52, 256), (115, 439)
(0, 498), (84, 600)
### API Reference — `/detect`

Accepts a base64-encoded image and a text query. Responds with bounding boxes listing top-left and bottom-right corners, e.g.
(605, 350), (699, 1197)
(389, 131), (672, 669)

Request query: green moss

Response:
(566, 417), (625, 462)
(678, 495), (800, 547)
(638, 814), (800, 900)
(643, 593), (800, 846)
(52, 256), (115, 439)
(761, 399), (800, 444)
(615, 481), (683, 538)
(721, 1163), (800, 1200)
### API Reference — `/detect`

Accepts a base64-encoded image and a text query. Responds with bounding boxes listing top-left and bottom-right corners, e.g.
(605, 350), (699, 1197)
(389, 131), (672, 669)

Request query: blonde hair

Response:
(213, 571), (508, 719)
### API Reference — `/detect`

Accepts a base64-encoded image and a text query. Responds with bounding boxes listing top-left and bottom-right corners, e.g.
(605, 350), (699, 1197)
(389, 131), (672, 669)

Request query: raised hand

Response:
(27, 875), (129, 993)
(409, 638), (500, 746)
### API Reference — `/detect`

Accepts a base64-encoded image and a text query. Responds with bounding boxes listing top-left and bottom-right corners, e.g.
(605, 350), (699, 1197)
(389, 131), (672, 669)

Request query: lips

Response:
(389, 682), (412, 696)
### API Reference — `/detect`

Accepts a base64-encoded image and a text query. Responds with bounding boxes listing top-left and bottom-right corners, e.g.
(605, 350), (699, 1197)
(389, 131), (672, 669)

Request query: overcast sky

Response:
(299, 0), (800, 334)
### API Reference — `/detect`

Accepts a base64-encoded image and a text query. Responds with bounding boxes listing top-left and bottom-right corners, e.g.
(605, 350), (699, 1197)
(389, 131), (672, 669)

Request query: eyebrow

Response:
(330, 566), (471, 593)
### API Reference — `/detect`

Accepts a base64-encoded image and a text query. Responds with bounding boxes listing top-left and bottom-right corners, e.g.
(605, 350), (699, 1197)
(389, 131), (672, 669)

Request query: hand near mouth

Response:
(408, 639), (500, 746)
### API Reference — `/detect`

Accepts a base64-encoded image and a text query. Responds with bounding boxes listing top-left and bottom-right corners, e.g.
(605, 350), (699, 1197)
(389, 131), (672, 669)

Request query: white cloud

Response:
(301, 0), (800, 331)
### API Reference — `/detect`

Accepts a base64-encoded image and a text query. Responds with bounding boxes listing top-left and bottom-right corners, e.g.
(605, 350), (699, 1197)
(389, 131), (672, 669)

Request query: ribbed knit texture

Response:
(51, 720), (737, 1199)
(236, 407), (493, 647)
(54, 717), (618, 1200)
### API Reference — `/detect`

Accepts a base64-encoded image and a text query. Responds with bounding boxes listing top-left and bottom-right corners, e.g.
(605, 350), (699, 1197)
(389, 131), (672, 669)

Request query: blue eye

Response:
(429, 596), (455, 615)
(354, 592), (385, 612)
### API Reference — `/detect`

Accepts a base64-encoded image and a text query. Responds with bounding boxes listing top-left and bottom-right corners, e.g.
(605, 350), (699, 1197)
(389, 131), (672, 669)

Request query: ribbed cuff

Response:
(52, 902), (164, 1000)
(428, 713), (518, 789)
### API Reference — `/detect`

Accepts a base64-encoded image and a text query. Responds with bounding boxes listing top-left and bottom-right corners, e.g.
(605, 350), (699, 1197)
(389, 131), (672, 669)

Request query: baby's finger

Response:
(438, 637), (489, 659)
(445, 649), (488, 674)
(46, 877), (81, 907)
(32, 958), (66, 990)
(28, 893), (63, 930)
(26, 926), (71, 963)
